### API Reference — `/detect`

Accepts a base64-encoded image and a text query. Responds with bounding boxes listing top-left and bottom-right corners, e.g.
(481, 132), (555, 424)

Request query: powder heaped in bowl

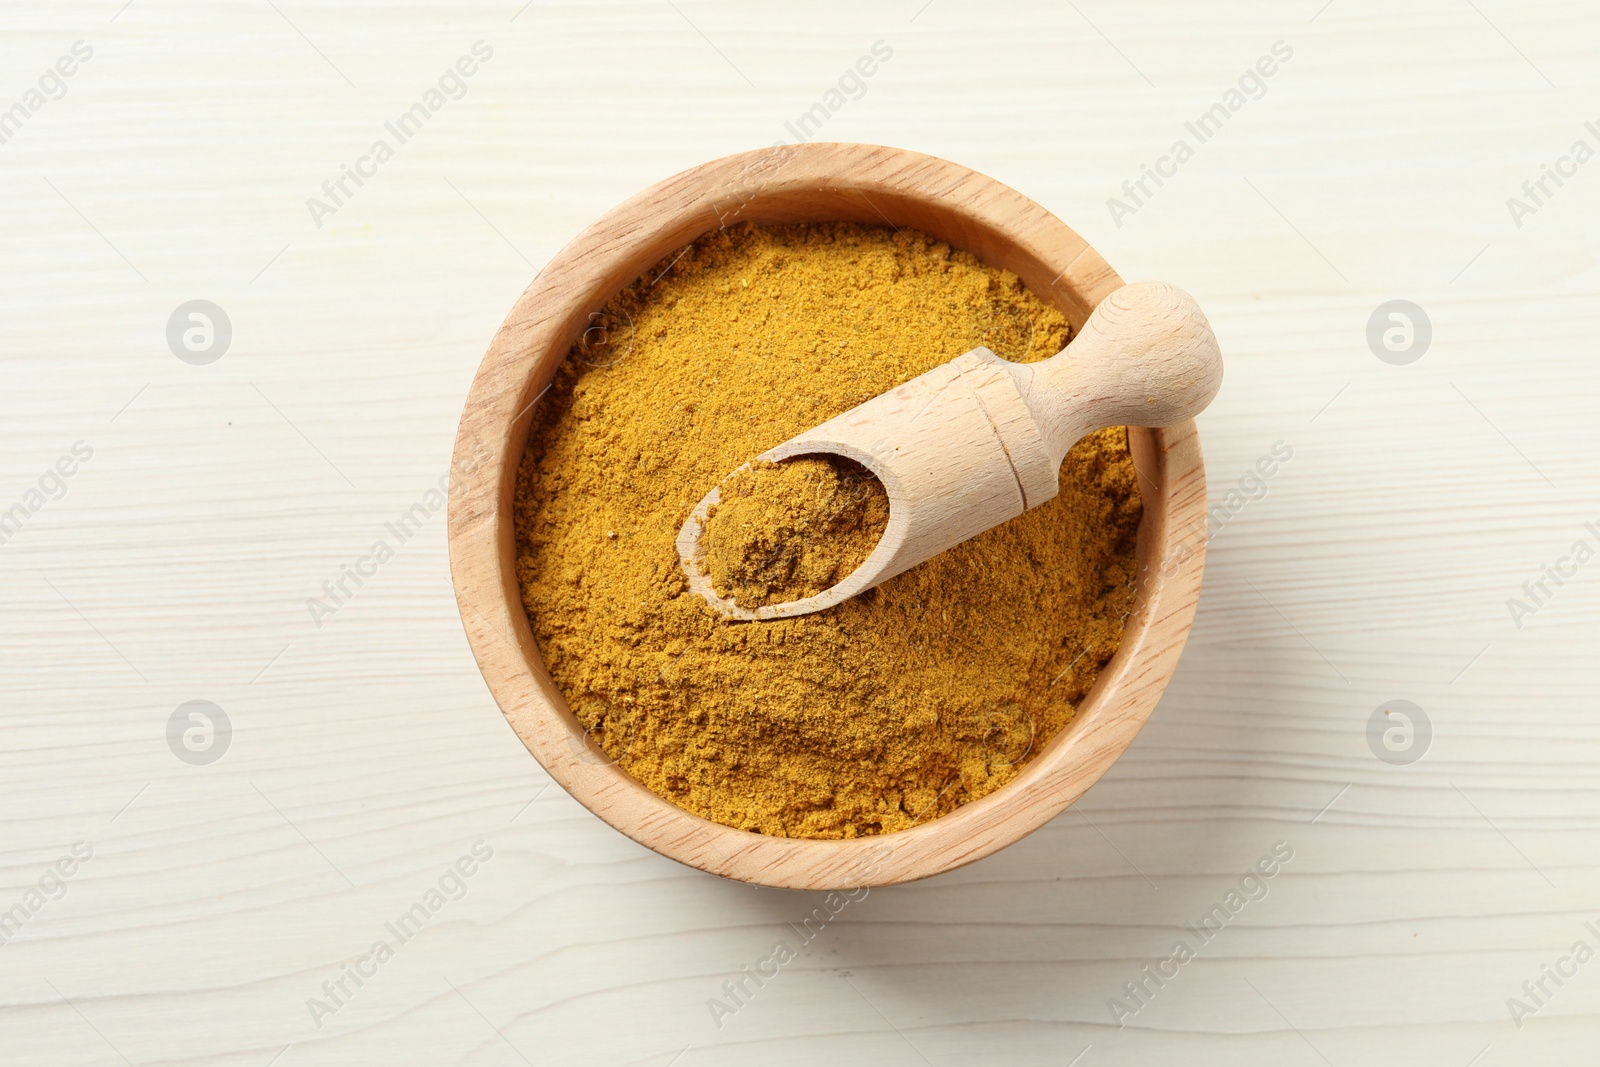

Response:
(512, 221), (1141, 839)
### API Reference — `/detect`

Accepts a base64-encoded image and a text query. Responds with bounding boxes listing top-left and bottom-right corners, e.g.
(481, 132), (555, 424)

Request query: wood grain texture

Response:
(3, 0), (1599, 1064)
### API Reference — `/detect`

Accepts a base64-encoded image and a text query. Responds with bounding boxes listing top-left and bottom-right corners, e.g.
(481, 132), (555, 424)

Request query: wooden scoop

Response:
(676, 281), (1223, 621)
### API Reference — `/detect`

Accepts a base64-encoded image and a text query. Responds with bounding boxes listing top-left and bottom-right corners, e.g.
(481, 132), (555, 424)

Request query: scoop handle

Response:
(1005, 281), (1223, 467)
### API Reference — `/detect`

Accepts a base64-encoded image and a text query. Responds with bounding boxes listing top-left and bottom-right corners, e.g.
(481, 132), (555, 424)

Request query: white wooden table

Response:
(4, 2), (1597, 1063)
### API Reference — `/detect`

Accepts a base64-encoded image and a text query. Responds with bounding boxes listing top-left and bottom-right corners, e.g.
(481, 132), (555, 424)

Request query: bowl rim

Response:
(447, 142), (1207, 890)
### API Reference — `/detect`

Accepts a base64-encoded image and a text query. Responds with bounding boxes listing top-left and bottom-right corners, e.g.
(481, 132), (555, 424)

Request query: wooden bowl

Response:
(447, 143), (1207, 890)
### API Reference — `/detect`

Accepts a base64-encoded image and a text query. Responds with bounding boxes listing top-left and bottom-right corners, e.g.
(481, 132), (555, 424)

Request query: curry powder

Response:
(513, 222), (1142, 839)
(701, 455), (890, 609)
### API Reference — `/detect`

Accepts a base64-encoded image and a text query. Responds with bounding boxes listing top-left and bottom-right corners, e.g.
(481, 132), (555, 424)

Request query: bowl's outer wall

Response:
(447, 143), (1208, 890)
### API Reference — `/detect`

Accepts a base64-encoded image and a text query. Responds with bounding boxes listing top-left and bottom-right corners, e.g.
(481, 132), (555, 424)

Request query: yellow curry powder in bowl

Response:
(512, 221), (1141, 840)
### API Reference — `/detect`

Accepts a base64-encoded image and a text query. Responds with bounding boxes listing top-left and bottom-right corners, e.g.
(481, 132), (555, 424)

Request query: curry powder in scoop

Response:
(701, 455), (890, 610)
(513, 222), (1141, 839)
